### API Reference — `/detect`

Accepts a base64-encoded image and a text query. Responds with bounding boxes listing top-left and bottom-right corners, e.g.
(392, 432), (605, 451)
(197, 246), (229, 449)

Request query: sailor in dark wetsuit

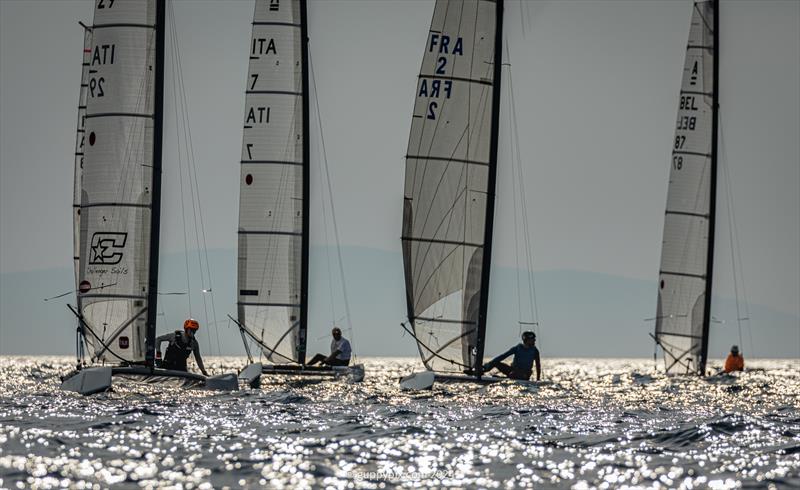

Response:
(155, 318), (209, 376)
(482, 331), (541, 381)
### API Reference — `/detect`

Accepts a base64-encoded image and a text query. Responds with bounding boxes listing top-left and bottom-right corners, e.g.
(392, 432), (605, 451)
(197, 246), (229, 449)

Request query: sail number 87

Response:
(673, 155), (683, 170)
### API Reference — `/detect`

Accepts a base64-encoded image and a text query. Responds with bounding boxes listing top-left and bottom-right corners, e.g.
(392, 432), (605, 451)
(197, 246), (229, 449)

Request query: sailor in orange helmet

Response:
(155, 318), (209, 376)
(723, 345), (744, 373)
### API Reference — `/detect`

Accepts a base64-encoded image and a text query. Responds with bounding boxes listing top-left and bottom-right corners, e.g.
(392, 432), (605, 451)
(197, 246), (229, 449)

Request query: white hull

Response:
(60, 366), (239, 395)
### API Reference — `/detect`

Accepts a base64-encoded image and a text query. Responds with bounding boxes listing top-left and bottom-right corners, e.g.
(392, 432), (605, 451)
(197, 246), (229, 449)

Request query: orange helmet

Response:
(183, 318), (200, 331)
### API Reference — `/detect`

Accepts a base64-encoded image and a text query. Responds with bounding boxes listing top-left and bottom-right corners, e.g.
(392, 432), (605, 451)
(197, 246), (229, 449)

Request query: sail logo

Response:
(89, 232), (127, 265)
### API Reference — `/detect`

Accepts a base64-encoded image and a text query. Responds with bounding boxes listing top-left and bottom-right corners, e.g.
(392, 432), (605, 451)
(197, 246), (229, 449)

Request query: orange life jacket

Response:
(724, 353), (744, 373)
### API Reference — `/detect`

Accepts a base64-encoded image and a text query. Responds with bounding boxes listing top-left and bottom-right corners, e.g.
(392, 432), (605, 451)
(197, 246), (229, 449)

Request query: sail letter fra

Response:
(418, 79), (453, 99)
(429, 34), (464, 55)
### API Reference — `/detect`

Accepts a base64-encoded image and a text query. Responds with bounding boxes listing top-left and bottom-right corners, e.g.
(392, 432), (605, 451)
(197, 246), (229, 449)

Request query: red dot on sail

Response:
(89, 132), (96, 146)
(245, 174), (253, 185)
(79, 280), (91, 293)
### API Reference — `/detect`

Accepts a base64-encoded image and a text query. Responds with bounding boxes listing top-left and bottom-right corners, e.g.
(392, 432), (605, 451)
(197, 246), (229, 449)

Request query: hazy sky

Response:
(1, 1), (798, 355)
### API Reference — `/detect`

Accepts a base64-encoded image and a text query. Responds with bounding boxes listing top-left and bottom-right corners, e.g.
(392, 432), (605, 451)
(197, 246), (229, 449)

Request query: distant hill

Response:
(1, 246), (797, 359)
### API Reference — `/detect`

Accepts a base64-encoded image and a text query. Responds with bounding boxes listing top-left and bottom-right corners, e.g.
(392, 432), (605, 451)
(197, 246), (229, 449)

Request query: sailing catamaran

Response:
(61, 0), (236, 395)
(399, 0), (528, 389)
(234, 0), (363, 387)
(652, 0), (720, 375)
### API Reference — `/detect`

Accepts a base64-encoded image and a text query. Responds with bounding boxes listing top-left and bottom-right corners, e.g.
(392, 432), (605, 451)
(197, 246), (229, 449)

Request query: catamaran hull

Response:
(399, 371), (550, 390)
(238, 363), (365, 386)
(399, 370), (435, 390)
(60, 366), (112, 395)
(60, 367), (239, 395)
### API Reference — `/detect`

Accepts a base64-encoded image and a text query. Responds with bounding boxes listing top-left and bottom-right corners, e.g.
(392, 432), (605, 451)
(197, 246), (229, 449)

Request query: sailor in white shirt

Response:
(307, 327), (352, 366)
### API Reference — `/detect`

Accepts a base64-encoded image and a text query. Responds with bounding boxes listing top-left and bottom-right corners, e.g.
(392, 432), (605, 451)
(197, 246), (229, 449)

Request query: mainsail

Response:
(78, 0), (159, 363)
(655, 0), (718, 375)
(402, 0), (503, 374)
(237, 0), (309, 364)
(74, 24), (92, 291)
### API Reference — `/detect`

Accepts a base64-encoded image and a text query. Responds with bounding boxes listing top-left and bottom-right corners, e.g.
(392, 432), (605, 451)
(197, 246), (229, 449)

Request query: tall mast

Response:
(145, 0), (166, 369)
(298, 0), (311, 365)
(475, 0), (505, 376)
(699, 0), (719, 376)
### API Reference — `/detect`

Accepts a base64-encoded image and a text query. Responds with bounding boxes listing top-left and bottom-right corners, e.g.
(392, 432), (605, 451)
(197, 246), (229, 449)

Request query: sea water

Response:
(0, 357), (797, 489)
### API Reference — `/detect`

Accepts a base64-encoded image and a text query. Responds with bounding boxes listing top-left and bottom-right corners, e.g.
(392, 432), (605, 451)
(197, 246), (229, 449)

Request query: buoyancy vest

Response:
(163, 331), (193, 371)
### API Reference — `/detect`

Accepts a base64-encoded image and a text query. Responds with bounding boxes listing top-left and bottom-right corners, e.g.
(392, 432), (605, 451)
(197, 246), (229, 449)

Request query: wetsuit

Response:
(156, 331), (208, 375)
(482, 343), (540, 380)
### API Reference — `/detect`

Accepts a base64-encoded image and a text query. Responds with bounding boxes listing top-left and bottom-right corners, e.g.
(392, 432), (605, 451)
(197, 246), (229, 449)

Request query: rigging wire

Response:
(718, 110), (754, 358)
(506, 59), (524, 336)
(308, 50), (357, 359)
(313, 105), (339, 325)
(166, 4), (193, 322)
(167, 1), (222, 357)
(504, 42), (541, 339)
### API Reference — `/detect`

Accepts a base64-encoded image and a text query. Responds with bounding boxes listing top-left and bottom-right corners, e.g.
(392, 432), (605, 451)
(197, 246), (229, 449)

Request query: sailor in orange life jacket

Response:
(155, 318), (209, 376)
(724, 345), (744, 373)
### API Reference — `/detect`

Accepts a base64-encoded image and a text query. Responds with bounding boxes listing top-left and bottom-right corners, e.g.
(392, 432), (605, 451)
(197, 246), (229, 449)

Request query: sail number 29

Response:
(89, 77), (105, 98)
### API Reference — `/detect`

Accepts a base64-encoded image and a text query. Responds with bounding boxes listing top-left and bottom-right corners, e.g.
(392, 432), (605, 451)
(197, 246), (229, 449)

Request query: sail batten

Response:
(655, 0), (718, 375)
(402, 0), (502, 374)
(237, 0), (308, 364)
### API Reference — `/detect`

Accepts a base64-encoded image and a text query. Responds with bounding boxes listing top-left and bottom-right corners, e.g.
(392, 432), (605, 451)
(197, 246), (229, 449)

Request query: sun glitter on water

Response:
(0, 356), (798, 488)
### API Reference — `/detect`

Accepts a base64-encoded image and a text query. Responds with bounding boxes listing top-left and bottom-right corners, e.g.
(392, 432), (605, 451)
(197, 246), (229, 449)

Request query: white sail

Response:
(74, 25), (92, 290)
(237, 0), (306, 363)
(79, 0), (157, 363)
(655, 0), (716, 374)
(402, 0), (499, 373)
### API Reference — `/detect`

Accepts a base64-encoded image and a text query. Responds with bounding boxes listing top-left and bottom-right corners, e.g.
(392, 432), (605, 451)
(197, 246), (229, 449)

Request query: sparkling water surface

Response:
(0, 357), (798, 489)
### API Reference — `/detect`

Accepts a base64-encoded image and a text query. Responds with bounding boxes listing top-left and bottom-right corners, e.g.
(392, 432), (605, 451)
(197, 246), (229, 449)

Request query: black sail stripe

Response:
(81, 294), (147, 300)
(658, 332), (704, 339)
(86, 113), (154, 119)
(92, 23), (155, 29)
(418, 74), (492, 86)
(238, 302), (302, 308)
(402, 236), (483, 248)
(406, 155), (489, 167)
(245, 90), (302, 96)
(238, 230), (302, 236)
(414, 316), (477, 325)
(252, 21), (301, 27)
(673, 150), (712, 158)
(81, 202), (150, 209)
(240, 160), (303, 166)
(665, 210), (709, 218)
(660, 270), (706, 280)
